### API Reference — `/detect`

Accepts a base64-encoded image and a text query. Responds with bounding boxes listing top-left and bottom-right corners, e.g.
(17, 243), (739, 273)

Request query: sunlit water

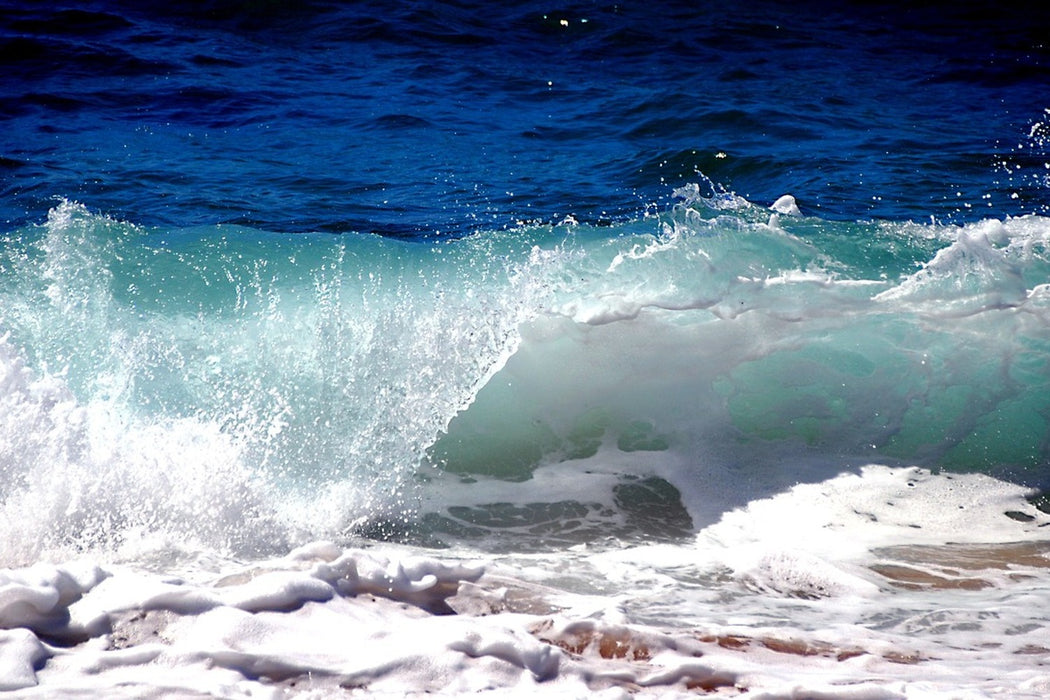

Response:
(2, 2), (1050, 697)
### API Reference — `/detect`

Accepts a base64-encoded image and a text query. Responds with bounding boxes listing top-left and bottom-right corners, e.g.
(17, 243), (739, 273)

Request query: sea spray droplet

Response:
(770, 194), (802, 216)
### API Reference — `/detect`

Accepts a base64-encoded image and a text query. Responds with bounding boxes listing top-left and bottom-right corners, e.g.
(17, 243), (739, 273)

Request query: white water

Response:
(4, 200), (1050, 696)
(2, 466), (1049, 698)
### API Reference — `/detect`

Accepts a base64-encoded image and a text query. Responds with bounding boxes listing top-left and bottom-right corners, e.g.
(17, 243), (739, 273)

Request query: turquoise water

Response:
(3, 194), (1049, 557)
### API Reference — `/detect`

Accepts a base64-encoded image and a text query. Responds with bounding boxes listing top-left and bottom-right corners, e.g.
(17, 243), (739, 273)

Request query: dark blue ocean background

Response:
(2, 0), (1048, 234)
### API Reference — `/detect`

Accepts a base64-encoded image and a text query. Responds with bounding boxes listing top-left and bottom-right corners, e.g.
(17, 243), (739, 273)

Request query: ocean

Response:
(2, 1), (1050, 697)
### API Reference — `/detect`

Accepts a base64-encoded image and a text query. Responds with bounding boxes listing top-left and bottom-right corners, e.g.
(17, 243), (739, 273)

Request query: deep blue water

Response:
(2, 0), (1048, 235)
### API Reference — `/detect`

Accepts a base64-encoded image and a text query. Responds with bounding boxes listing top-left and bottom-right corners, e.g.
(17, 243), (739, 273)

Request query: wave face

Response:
(0, 200), (549, 561)
(3, 195), (1049, 561)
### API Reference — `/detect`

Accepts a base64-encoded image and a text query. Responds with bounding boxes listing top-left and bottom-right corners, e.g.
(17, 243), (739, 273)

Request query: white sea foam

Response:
(0, 332), (284, 566)
(1, 466), (1048, 697)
